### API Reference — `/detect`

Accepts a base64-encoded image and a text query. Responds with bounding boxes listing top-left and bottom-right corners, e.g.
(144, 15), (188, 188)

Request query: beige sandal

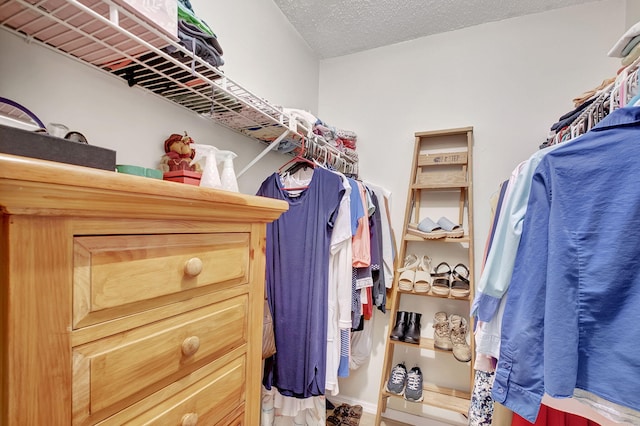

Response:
(413, 255), (432, 293)
(397, 254), (419, 291)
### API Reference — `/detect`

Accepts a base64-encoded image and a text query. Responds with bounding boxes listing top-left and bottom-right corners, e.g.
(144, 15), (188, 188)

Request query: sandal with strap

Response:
(450, 263), (470, 298)
(414, 255), (432, 293)
(431, 262), (451, 296)
(397, 254), (419, 291)
(436, 217), (464, 238)
(407, 217), (447, 239)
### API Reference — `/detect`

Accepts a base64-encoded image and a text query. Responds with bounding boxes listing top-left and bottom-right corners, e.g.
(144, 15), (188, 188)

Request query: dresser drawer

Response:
(73, 233), (250, 328)
(98, 356), (246, 425)
(72, 295), (247, 424)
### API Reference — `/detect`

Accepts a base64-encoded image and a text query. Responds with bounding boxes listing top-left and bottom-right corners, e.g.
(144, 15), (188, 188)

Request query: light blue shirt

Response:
(471, 142), (564, 322)
(493, 107), (640, 422)
(347, 177), (365, 235)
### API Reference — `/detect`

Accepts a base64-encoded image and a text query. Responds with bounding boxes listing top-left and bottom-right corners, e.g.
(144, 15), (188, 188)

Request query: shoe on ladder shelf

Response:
(390, 311), (409, 341)
(407, 217), (447, 240)
(450, 263), (470, 298)
(431, 262), (452, 297)
(402, 312), (421, 345)
(433, 311), (453, 351)
(436, 216), (464, 238)
(385, 363), (408, 396)
(404, 366), (424, 403)
(397, 254), (419, 291)
(450, 315), (472, 362)
(413, 255), (432, 293)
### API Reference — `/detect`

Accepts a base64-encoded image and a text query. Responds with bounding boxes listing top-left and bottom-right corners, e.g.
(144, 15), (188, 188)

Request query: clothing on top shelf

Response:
(543, 39), (640, 150)
(572, 77), (616, 108)
(172, 1), (224, 68)
(608, 20), (640, 58)
(164, 19), (224, 68)
(621, 43), (640, 66)
(178, 0), (218, 38)
(621, 34), (640, 58)
(277, 107), (359, 163)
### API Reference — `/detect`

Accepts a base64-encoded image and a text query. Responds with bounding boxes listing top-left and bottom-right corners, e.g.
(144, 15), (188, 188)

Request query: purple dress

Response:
(257, 167), (345, 398)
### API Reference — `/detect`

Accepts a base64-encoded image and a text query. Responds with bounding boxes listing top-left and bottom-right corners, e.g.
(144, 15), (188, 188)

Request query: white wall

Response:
(0, 0), (319, 195)
(626, 0), (640, 28)
(318, 0), (625, 423)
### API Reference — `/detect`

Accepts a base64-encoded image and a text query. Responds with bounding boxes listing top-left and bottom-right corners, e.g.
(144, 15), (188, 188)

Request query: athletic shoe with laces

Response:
(404, 366), (424, 402)
(384, 363), (407, 396)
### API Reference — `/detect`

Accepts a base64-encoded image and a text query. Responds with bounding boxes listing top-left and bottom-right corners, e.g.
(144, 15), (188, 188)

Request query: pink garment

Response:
(351, 182), (371, 267)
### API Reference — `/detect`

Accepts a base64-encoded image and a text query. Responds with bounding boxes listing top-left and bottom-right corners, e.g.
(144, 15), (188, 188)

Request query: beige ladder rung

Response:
(417, 151), (468, 166)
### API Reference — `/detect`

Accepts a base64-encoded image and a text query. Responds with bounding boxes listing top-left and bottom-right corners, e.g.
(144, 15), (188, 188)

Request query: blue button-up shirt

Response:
(493, 107), (640, 422)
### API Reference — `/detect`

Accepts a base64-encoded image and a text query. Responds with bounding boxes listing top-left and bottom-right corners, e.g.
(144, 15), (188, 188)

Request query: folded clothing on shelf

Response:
(178, 0), (216, 37)
(164, 19), (224, 68)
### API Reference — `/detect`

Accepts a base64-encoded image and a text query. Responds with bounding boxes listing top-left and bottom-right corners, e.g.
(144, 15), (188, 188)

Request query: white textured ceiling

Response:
(273, 0), (600, 58)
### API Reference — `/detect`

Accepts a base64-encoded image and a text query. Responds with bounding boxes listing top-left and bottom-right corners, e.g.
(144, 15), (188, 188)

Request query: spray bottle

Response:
(216, 150), (239, 192)
(190, 144), (222, 189)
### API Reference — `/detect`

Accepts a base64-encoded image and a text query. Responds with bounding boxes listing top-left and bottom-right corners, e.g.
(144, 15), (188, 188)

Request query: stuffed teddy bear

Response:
(159, 132), (202, 173)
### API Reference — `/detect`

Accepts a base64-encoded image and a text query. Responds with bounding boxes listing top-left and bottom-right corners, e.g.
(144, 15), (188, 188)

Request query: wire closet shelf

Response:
(0, 0), (358, 176)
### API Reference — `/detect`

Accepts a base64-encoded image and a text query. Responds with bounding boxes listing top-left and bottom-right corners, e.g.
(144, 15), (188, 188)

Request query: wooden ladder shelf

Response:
(375, 127), (475, 424)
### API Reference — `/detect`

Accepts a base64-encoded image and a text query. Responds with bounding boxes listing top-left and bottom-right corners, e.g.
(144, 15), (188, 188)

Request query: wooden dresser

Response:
(0, 154), (287, 425)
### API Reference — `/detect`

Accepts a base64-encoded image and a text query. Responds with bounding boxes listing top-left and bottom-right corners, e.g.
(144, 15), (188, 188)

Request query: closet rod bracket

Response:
(237, 129), (290, 178)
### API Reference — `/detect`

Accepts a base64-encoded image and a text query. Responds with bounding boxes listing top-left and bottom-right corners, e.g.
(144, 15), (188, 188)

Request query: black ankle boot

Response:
(403, 312), (422, 344)
(390, 311), (408, 341)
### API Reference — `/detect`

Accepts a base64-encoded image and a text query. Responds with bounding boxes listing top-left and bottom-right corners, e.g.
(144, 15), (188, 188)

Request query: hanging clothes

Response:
(325, 171), (353, 396)
(258, 166), (345, 398)
(471, 140), (567, 324)
(338, 177), (366, 379)
(511, 404), (601, 426)
(368, 190), (387, 311)
(493, 107), (640, 424)
(364, 182), (396, 290)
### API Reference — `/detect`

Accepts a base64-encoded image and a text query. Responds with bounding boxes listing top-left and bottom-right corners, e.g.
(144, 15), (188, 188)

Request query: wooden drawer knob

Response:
(181, 336), (200, 357)
(184, 257), (203, 277)
(181, 413), (198, 426)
